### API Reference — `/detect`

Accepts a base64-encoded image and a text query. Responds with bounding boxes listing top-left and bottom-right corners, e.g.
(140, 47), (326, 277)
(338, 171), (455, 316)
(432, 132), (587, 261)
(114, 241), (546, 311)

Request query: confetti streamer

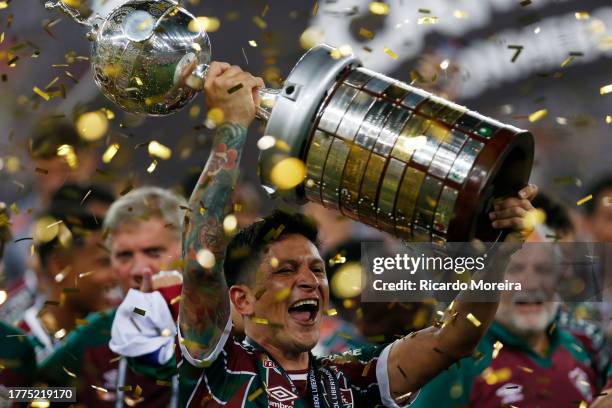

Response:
(576, 195), (592, 206)
(252, 317), (269, 325)
(466, 313), (481, 327)
(102, 144), (120, 163)
(368, 2), (390, 15)
(325, 308), (338, 316)
(91, 385), (108, 393)
(528, 109), (548, 122)
(492, 341), (503, 359)
(252, 16), (267, 29)
(575, 11), (590, 20)
(62, 366), (76, 378)
(148, 140), (172, 159)
(359, 27), (374, 40)
(600, 84), (612, 95)
(248, 388), (263, 401)
(33, 86), (51, 101)
(248, 40), (257, 47)
(453, 10), (468, 19)
(417, 16), (438, 25)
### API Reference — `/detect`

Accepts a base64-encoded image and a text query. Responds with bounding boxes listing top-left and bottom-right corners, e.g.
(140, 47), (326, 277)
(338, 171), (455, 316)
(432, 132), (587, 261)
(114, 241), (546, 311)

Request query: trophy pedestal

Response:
(259, 45), (533, 243)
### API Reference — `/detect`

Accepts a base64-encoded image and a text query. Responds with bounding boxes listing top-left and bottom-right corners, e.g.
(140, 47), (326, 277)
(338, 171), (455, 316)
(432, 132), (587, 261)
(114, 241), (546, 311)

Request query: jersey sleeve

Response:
(0, 322), (37, 387)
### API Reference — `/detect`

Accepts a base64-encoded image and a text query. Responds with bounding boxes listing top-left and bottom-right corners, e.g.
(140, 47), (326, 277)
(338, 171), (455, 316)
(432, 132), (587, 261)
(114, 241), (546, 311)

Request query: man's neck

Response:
(520, 330), (550, 357)
(256, 338), (309, 371)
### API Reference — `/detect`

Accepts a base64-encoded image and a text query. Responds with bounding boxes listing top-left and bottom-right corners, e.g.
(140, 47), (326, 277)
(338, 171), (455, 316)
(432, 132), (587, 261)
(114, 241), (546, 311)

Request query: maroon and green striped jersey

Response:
(410, 321), (598, 407)
(0, 321), (36, 387)
(178, 327), (405, 408)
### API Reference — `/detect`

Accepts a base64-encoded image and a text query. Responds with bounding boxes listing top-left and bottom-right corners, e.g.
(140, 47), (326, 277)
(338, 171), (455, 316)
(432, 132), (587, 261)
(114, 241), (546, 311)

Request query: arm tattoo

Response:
(179, 123), (247, 360)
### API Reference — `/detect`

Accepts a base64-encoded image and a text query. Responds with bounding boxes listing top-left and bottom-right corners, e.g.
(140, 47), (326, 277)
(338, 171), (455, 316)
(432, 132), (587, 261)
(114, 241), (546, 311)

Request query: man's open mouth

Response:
(288, 298), (319, 324)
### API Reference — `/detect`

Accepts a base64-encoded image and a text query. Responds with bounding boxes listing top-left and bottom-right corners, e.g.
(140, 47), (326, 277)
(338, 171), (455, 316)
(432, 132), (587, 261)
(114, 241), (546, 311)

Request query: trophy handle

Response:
(186, 62), (278, 122)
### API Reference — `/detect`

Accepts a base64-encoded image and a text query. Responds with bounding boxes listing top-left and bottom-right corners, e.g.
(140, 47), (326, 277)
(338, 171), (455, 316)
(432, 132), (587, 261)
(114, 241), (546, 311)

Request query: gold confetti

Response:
(146, 160), (158, 174)
(362, 361), (372, 377)
(196, 249), (215, 268)
(528, 109), (548, 122)
(76, 111), (108, 141)
(248, 40), (258, 47)
(75, 318), (88, 326)
(252, 16), (267, 29)
(300, 26), (325, 50)
(148, 140), (172, 160)
(600, 84), (612, 95)
(492, 341), (503, 359)
(133, 307), (146, 316)
(368, 2), (390, 15)
(228, 83), (244, 94)
(61, 0), (81, 7)
(576, 194), (593, 206)
(248, 388), (263, 401)
(523, 208), (546, 230)
(252, 316), (269, 325)
(102, 144), (120, 163)
(223, 214), (238, 234)
(331, 262), (362, 299)
(33, 86), (50, 101)
(560, 56), (574, 68)
(578, 401), (587, 408)
(466, 313), (481, 327)
(359, 27), (374, 40)
(0, 1), (8, 9)
(257, 135), (276, 150)
(134, 385), (142, 397)
(575, 11), (590, 20)
(188, 16), (220, 33)
(0, 290), (6, 306)
(453, 10), (468, 19)
(384, 47), (398, 59)
(274, 288), (291, 301)
(270, 158), (306, 189)
(518, 365), (533, 373)
(417, 16), (439, 25)
(91, 385), (108, 393)
(325, 308), (338, 316)
(156, 380), (171, 386)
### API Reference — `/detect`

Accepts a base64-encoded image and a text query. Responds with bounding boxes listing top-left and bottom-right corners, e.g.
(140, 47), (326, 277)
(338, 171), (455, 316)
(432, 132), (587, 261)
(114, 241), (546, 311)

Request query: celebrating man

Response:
(177, 61), (538, 407)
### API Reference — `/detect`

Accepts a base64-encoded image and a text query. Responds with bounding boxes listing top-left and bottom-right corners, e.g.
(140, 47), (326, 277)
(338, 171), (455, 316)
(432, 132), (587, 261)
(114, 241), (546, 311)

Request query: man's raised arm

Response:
(384, 184), (538, 402)
(179, 62), (264, 363)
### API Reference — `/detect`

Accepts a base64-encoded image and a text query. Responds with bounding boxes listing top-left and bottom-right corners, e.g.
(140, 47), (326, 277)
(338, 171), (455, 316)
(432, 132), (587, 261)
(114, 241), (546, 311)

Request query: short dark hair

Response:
(532, 192), (574, 235)
(36, 184), (115, 266)
(223, 209), (319, 288)
(584, 176), (612, 216)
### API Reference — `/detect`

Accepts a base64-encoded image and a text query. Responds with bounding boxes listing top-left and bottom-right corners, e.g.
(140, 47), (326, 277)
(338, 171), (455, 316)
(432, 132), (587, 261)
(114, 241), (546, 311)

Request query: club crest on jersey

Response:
(268, 386), (298, 408)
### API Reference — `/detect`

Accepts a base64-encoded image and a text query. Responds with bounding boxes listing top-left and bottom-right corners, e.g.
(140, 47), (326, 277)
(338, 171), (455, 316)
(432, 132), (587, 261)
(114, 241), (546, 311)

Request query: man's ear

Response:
(229, 285), (255, 316)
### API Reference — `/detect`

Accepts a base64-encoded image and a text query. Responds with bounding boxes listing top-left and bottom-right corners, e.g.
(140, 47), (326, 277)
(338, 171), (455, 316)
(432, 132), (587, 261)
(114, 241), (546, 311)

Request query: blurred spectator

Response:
(3, 116), (99, 288)
(0, 201), (37, 395)
(16, 184), (118, 364)
(584, 176), (612, 242)
(38, 186), (184, 407)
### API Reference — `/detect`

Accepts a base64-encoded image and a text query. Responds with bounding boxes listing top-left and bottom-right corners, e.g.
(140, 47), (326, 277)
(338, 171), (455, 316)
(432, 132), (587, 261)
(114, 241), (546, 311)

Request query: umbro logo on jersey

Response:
(268, 386), (298, 402)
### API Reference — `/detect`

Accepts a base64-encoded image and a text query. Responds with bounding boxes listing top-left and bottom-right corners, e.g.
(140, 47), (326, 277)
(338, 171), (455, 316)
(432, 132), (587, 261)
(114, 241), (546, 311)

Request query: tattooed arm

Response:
(179, 62), (264, 363)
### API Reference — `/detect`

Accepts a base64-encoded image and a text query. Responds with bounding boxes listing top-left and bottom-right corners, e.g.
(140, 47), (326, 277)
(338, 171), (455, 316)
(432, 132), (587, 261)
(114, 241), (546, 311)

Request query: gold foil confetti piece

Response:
(518, 365), (533, 373)
(359, 27), (374, 40)
(300, 26), (325, 50)
(528, 109), (548, 122)
(575, 11), (590, 20)
(600, 84), (612, 95)
(508, 45), (524, 63)
(76, 111), (108, 141)
(248, 388), (263, 401)
(196, 249), (215, 268)
(0, 290), (6, 306)
(579, 401), (587, 408)
(170, 295), (182, 305)
(9, 202), (19, 214)
(75, 318), (88, 326)
(160, 328), (172, 337)
(133, 307), (146, 316)
(453, 10), (468, 19)
(560, 56), (574, 68)
(417, 16), (438, 25)
(102, 144), (120, 163)
(466, 313), (481, 327)
(134, 385), (142, 397)
(576, 194), (593, 206)
(325, 308), (338, 316)
(119, 386), (133, 392)
(274, 288), (291, 301)
(188, 16), (220, 33)
(33, 86), (50, 101)
(395, 391), (413, 404)
(257, 135), (276, 150)
(91, 385), (108, 393)
(248, 40), (258, 47)
(146, 160), (157, 174)
(64, 70), (78, 83)
(252, 16), (267, 29)
(252, 316), (269, 325)
(606, 115), (611, 124)
(223, 214), (238, 235)
(227, 83), (244, 94)
(369, 2), (389, 15)
(0, 2), (7, 9)
(492, 341), (503, 359)
(362, 361), (372, 377)
(44, 76), (59, 89)
(156, 380), (171, 386)
(148, 140), (172, 159)
(270, 158), (306, 189)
